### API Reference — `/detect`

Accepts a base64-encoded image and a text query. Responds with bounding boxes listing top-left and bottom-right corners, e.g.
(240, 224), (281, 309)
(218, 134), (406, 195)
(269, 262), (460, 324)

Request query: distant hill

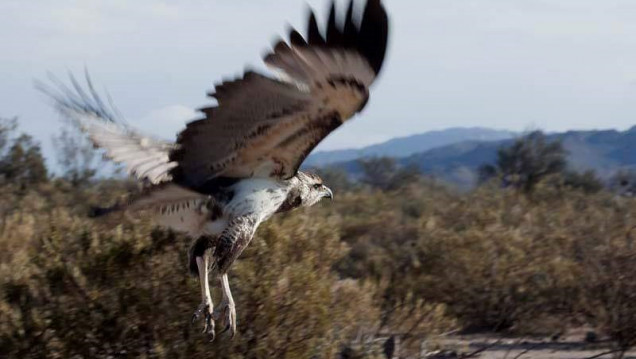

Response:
(304, 127), (516, 167)
(319, 126), (636, 189)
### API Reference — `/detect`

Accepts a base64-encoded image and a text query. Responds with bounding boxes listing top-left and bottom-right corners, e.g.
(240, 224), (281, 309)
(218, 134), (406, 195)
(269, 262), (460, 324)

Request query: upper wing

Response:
(40, 75), (177, 185)
(170, 0), (389, 190)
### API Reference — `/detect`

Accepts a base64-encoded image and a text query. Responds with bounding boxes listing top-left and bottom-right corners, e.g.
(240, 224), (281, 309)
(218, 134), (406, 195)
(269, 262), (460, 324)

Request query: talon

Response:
(203, 312), (215, 340)
(192, 308), (203, 324)
(204, 315), (215, 333)
(192, 303), (207, 322)
(214, 303), (236, 338)
(192, 303), (216, 339)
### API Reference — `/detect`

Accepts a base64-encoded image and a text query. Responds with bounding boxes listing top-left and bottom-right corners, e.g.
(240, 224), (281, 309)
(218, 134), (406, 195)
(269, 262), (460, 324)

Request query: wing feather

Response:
(41, 1), (388, 193)
(127, 183), (206, 212)
(170, 0), (389, 189)
(170, 72), (312, 187)
(39, 75), (177, 185)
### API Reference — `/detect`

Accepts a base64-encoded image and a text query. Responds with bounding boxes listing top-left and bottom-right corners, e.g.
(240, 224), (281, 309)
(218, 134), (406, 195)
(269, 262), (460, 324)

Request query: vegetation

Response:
(3, 124), (636, 358)
(0, 118), (48, 188)
(51, 119), (100, 186)
(479, 131), (566, 193)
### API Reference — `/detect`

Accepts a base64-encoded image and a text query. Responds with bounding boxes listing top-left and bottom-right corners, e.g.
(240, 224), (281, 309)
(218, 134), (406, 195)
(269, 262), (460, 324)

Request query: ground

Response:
(423, 329), (636, 359)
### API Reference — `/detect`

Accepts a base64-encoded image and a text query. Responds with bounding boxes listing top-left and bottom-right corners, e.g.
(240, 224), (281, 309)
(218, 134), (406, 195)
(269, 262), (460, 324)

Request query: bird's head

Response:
(296, 172), (333, 207)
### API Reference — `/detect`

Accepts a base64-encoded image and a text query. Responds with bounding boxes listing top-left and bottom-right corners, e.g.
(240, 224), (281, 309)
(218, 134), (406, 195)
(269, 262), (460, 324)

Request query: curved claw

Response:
(192, 303), (208, 322)
(192, 303), (216, 340)
(219, 324), (236, 339)
(192, 307), (205, 324)
(192, 306), (203, 324)
(214, 303), (236, 338)
(203, 314), (215, 341)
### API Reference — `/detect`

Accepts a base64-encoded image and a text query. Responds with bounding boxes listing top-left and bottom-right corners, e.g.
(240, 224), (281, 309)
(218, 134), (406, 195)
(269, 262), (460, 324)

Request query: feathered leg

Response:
(210, 214), (260, 339)
(191, 249), (216, 340)
(214, 273), (236, 338)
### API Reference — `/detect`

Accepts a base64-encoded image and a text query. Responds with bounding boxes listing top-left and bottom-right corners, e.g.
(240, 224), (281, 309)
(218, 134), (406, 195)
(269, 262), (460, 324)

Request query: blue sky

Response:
(2, 0), (636, 164)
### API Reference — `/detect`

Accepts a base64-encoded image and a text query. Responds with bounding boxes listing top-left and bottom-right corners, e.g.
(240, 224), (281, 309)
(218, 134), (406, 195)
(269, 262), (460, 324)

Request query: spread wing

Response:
(170, 0), (389, 189)
(39, 74), (177, 185)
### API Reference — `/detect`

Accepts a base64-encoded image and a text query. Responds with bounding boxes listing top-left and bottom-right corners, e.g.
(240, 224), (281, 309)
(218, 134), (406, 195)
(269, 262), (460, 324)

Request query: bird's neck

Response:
(276, 176), (306, 213)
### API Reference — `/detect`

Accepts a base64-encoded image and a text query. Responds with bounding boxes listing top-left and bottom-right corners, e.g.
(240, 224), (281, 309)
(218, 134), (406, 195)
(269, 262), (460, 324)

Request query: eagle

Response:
(42, 0), (389, 340)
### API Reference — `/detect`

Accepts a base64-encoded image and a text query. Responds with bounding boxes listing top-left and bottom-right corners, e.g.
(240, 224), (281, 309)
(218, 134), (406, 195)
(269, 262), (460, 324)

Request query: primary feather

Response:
(39, 73), (177, 185)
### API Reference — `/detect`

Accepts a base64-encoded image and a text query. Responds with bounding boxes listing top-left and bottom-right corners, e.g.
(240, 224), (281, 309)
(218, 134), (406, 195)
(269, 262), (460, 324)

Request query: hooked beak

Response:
(322, 187), (333, 200)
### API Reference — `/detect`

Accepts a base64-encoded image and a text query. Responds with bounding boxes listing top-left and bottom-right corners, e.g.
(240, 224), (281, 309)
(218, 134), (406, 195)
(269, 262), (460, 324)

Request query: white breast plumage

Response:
(147, 178), (288, 237)
(225, 178), (288, 221)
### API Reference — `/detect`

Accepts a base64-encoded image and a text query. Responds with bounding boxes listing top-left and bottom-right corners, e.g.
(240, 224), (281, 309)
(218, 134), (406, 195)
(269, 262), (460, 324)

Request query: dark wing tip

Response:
(274, 40), (292, 54)
(306, 10), (325, 45)
(311, 0), (389, 76)
(269, 0), (389, 76)
(342, 0), (357, 45)
(289, 29), (307, 47)
(326, 2), (342, 44)
(358, 0), (389, 75)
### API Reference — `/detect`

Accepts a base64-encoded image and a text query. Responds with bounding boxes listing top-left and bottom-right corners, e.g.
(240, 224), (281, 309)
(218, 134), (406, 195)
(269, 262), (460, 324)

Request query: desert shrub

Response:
(330, 182), (636, 338)
(5, 145), (636, 357)
(358, 157), (421, 191)
(0, 134), (48, 188)
(560, 169), (603, 194)
(574, 197), (636, 352)
(411, 185), (586, 332)
(0, 118), (48, 188)
(52, 124), (99, 186)
(610, 169), (636, 197)
(0, 183), (381, 358)
(479, 131), (566, 193)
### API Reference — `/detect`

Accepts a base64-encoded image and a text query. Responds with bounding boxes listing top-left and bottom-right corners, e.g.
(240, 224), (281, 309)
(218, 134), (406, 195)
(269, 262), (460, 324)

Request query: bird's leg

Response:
(209, 214), (260, 339)
(213, 273), (236, 338)
(191, 249), (215, 340)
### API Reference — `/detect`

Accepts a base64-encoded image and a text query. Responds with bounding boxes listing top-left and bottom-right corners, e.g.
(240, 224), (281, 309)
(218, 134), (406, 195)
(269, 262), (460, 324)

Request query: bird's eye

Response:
(313, 184), (322, 190)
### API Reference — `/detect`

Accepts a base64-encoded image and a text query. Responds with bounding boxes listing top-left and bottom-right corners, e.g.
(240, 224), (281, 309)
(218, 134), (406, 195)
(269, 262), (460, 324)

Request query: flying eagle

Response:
(43, 0), (389, 340)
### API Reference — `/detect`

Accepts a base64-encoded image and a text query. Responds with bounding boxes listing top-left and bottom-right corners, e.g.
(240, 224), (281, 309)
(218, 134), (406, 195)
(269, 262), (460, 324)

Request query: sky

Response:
(2, 0), (636, 165)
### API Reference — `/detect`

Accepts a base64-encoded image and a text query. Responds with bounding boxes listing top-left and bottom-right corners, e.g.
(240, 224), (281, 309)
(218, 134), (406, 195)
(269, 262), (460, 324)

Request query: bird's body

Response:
(42, 0), (389, 340)
(142, 173), (325, 270)
(149, 177), (287, 238)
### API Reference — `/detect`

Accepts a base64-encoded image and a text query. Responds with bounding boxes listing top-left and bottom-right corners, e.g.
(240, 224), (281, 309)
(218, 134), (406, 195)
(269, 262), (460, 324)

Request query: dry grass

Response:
(2, 178), (636, 358)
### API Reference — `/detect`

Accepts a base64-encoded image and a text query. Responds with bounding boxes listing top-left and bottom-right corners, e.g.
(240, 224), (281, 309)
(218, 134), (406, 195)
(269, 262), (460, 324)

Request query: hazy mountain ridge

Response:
(305, 127), (516, 166)
(315, 126), (636, 189)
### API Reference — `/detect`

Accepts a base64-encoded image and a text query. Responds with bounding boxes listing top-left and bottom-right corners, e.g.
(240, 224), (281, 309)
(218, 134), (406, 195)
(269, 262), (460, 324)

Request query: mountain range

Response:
(306, 126), (636, 189)
(304, 127), (516, 167)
